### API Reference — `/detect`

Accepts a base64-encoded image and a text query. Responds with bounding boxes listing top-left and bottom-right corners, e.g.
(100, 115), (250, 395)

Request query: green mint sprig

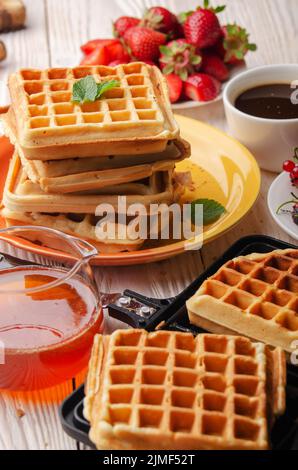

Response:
(191, 198), (226, 226)
(72, 76), (120, 104)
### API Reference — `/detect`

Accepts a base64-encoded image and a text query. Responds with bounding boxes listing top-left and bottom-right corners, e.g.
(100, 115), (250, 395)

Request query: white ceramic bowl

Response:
(223, 64), (298, 173)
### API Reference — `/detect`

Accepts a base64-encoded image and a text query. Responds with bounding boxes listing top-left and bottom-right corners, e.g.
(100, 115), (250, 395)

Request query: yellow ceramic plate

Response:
(0, 115), (261, 266)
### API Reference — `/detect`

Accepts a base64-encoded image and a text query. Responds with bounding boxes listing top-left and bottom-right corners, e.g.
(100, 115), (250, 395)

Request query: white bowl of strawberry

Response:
(79, 1), (256, 107)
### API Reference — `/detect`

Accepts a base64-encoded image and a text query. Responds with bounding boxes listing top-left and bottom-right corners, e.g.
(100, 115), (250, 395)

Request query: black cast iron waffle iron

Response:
(59, 235), (298, 450)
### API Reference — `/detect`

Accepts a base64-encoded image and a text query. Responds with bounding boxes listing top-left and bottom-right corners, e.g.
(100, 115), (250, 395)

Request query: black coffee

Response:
(235, 84), (298, 119)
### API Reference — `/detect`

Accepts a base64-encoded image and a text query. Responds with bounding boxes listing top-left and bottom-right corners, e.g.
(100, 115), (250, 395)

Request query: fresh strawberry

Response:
(184, 73), (221, 101)
(217, 24), (257, 64)
(142, 6), (179, 36)
(81, 40), (130, 66)
(114, 16), (140, 38)
(107, 41), (130, 63)
(80, 46), (110, 66)
(159, 39), (201, 80)
(172, 21), (185, 39)
(141, 60), (157, 66)
(165, 74), (183, 103)
(184, 0), (225, 49)
(124, 27), (166, 62)
(201, 52), (229, 81)
(81, 39), (119, 55)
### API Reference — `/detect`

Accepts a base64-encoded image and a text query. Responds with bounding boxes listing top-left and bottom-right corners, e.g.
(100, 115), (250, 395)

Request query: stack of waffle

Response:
(1, 62), (190, 253)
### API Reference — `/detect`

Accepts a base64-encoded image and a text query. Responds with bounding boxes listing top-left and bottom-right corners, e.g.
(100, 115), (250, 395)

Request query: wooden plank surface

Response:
(0, 0), (297, 450)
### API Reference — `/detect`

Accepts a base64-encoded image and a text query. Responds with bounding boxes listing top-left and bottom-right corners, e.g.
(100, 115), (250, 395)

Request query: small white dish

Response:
(268, 171), (298, 240)
(172, 63), (246, 110)
(223, 64), (298, 173)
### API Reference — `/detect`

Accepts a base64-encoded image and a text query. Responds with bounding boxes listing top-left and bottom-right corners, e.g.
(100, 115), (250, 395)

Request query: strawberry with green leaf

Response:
(183, 0), (225, 49)
(114, 17), (140, 38)
(141, 6), (179, 36)
(159, 39), (202, 81)
(215, 24), (257, 64)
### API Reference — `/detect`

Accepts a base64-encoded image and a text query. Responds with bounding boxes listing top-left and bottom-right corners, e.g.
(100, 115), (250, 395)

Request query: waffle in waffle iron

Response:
(84, 329), (286, 450)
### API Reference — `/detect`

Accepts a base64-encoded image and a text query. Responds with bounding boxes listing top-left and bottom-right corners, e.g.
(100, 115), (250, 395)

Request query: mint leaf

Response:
(191, 199), (226, 226)
(72, 76), (120, 104)
(72, 76), (98, 104)
(96, 80), (120, 99)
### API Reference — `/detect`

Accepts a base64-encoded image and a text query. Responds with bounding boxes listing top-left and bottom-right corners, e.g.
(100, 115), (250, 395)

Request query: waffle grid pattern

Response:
(205, 251), (298, 332)
(98, 330), (268, 448)
(17, 63), (164, 131)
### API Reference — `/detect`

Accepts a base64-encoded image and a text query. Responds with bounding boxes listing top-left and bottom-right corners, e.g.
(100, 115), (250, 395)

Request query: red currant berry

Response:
(290, 168), (298, 186)
(283, 160), (295, 172)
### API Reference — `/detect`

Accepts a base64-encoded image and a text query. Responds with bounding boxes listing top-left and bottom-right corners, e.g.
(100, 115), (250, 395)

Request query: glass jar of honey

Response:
(0, 226), (103, 391)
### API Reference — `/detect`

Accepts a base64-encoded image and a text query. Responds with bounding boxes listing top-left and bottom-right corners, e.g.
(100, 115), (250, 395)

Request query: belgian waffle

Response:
(22, 139), (189, 184)
(187, 250), (298, 354)
(38, 160), (176, 194)
(1, 110), (189, 175)
(2, 208), (146, 254)
(8, 63), (179, 159)
(84, 330), (286, 450)
(3, 152), (179, 213)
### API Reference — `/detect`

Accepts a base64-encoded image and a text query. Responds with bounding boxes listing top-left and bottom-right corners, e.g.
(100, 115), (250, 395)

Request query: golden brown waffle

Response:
(84, 329), (286, 450)
(2, 208), (146, 254)
(187, 250), (298, 354)
(8, 63), (179, 159)
(23, 139), (189, 184)
(3, 152), (179, 213)
(1, 110), (189, 172)
(38, 160), (176, 194)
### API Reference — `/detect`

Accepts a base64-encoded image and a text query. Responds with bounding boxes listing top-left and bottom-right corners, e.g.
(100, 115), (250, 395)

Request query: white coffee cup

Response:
(223, 64), (298, 173)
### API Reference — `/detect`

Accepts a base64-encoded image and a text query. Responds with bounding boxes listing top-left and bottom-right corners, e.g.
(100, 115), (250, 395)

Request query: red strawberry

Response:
(142, 6), (179, 35)
(173, 21), (185, 39)
(114, 16), (140, 38)
(159, 39), (201, 80)
(216, 24), (257, 65)
(107, 41), (130, 63)
(124, 27), (166, 62)
(141, 60), (157, 66)
(80, 46), (110, 66)
(165, 74), (183, 103)
(201, 52), (229, 81)
(81, 39), (119, 56)
(184, 73), (221, 102)
(184, 1), (224, 49)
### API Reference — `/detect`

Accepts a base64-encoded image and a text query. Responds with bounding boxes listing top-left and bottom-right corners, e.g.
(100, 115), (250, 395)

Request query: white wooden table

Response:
(0, 0), (297, 450)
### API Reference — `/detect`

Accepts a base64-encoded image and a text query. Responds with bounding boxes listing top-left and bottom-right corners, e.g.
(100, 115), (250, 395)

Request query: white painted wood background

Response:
(0, 0), (297, 450)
